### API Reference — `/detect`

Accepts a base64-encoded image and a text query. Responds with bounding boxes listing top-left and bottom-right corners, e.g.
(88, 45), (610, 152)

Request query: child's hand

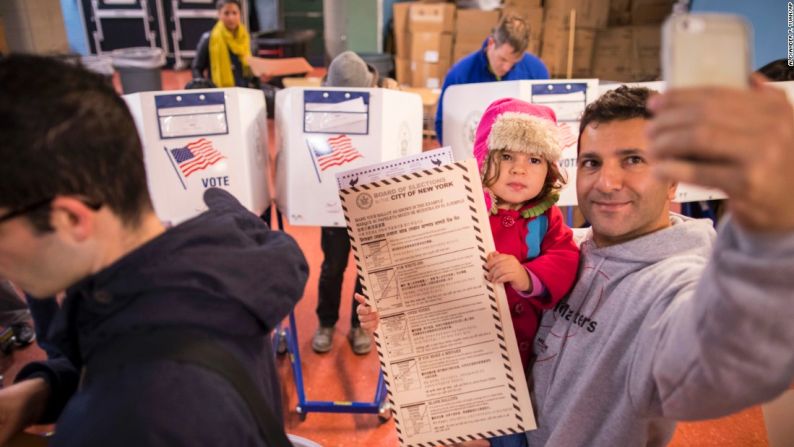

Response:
(354, 293), (380, 333)
(486, 251), (532, 293)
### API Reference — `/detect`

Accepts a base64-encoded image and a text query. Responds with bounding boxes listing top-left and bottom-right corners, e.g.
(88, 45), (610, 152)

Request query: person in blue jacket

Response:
(435, 14), (549, 145)
(0, 55), (309, 446)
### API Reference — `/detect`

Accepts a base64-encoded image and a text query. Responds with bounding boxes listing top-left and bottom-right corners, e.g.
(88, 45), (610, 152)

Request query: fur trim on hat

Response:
(486, 112), (562, 162)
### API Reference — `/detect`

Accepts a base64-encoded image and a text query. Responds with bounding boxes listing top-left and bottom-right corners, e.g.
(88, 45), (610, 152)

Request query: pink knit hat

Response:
(473, 98), (562, 213)
(473, 98), (561, 171)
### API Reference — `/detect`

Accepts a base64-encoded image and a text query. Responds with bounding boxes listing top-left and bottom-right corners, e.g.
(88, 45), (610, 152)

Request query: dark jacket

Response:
(17, 188), (308, 446)
(192, 31), (247, 87)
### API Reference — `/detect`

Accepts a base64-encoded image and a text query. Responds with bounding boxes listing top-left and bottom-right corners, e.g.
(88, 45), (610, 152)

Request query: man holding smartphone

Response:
(357, 78), (794, 446)
(525, 78), (794, 445)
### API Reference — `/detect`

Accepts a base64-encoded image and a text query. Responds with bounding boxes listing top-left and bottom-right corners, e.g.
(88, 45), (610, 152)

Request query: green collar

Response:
(519, 192), (559, 219)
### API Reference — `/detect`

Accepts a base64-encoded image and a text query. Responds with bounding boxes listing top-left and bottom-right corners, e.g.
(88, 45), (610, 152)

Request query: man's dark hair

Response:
(492, 14), (530, 54)
(0, 54), (153, 231)
(216, 0), (241, 10)
(757, 58), (794, 82)
(577, 86), (656, 149)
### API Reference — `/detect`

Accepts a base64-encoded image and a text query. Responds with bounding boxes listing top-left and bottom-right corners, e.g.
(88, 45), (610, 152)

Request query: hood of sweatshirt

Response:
(49, 188), (308, 364)
(579, 213), (715, 266)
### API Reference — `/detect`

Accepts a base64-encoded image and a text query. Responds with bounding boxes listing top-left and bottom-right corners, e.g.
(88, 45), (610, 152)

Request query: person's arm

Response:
(0, 378), (50, 445)
(628, 218), (794, 419)
(192, 32), (211, 79)
(628, 76), (794, 419)
(12, 356), (79, 424)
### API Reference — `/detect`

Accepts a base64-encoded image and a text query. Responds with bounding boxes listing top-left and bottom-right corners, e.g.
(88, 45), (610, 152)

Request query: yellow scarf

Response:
(209, 20), (251, 87)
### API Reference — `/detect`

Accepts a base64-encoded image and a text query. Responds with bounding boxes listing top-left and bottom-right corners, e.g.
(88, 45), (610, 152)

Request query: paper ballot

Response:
(338, 155), (536, 447)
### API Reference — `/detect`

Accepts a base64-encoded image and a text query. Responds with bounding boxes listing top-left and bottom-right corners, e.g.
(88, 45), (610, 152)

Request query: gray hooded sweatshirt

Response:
(528, 213), (794, 446)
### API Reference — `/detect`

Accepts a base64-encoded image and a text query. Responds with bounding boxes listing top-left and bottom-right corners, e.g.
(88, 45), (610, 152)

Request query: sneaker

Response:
(311, 326), (335, 353)
(348, 326), (371, 355)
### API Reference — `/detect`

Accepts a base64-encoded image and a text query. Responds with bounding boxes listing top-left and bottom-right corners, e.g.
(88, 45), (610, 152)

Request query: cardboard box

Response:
(540, 26), (596, 77)
(453, 41), (481, 64)
(591, 25), (661, 81)
(402, 87), (441, 109)
(411, 60), (451, 89)
(282, 76), (323, 88)
(632, 25), (661, 79)
(402, 86), (441, 128)
(608, 0), (632, 26)
(393, 2), (417, 58)
(454, 9), (500, 46)
(409, 32), (453, 63)
(544, 0), (610, 30)
(503, 0), (542, 8)
(395, 57), (412, 85)
(631, 0), (675, 25)
(592, 27), (633, 81)
(408, 3), (456, 33)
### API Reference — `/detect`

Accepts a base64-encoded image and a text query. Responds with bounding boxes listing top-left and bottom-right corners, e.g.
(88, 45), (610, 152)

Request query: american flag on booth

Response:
(308, 134), (363, 171)
(169, 138), (225, 177)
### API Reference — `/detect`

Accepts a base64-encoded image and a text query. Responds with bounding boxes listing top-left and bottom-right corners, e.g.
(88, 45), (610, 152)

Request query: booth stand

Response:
(272, 86), (423, 420)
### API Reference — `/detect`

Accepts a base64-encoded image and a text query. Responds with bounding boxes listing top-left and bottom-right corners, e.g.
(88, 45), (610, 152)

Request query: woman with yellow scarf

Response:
(191, 0), (252, 88)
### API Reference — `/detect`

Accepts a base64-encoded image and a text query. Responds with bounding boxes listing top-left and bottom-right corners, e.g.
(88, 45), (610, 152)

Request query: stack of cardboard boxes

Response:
(394, 2), (456, 89)
(393, 0), (670, 87)
(592, 0), (673, 81)
(452, 8), (501, 64)
(394, 2), (501, 88)
(539, 0), (610, 78)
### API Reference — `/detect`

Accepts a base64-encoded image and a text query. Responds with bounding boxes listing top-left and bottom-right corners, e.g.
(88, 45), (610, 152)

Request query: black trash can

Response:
(111, 47), (166, 94)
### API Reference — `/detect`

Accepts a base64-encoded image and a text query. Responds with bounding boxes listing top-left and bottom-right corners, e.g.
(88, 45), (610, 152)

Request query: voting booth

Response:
(124, 87), (270, 225)
(275, 87), (424, 227)
(443, 79), (600, 206)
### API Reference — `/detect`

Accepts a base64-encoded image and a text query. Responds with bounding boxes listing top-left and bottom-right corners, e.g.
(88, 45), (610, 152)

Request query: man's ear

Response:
(48, 196), (97, 242)
(667, 181), (679, 201)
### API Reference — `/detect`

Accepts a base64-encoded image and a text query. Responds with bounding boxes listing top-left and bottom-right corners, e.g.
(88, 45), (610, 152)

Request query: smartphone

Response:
(662, 13), (752, 88)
